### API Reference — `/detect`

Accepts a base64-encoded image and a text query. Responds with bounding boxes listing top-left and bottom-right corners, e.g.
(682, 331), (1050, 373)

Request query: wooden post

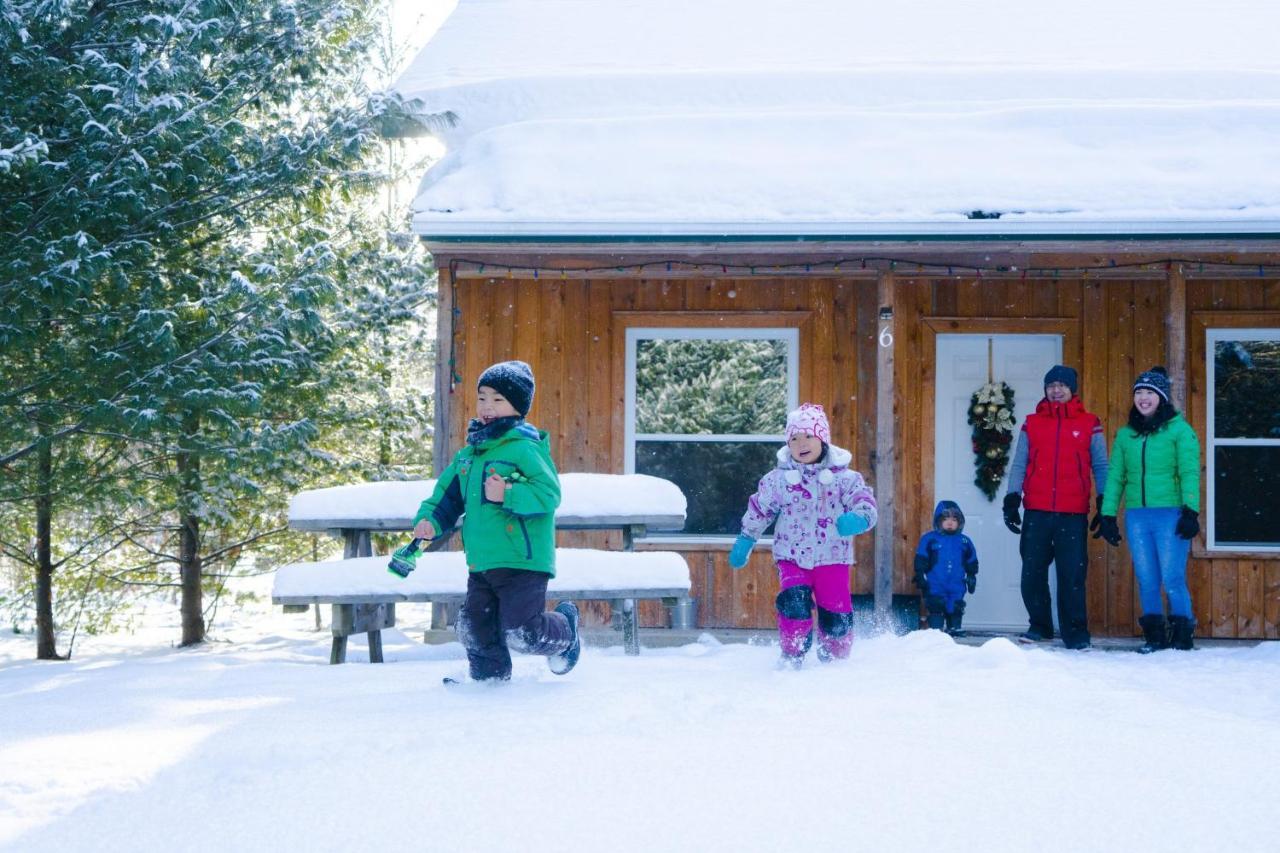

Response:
(433, 259), (455, 476)
(1166, 264), (1187, 410)
(874, 273), (897, 618)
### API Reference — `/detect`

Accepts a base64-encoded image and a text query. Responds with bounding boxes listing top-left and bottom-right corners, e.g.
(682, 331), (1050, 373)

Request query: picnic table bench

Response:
(272, 473), (690, 664)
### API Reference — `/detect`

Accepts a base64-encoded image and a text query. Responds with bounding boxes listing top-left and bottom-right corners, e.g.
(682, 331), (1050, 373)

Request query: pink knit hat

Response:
(785, 403), (830, 444)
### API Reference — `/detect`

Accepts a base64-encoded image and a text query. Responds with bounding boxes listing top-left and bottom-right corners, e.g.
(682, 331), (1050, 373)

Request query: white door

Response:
(934, 334), (1063, 631)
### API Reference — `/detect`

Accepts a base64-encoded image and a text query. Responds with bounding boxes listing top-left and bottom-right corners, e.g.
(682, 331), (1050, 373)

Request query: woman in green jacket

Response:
(1096, 367), (1202, 652)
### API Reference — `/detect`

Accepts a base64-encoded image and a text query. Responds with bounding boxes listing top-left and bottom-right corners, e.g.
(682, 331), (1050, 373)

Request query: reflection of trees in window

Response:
(636, 339), (787, 435)
(1213, 340), (1280, 438)
(1210, 335), (1280, 548)
(633, 336), (793, 536)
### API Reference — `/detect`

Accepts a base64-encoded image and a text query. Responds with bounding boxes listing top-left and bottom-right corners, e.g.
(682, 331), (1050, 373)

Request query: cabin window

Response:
(625, 327), (799, 538)
(1206, 328), (1280, 551)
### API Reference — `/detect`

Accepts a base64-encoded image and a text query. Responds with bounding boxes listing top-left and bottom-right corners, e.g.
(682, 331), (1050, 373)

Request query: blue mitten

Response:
(728, 534), (755, 570)
(836, 512), (870, 536)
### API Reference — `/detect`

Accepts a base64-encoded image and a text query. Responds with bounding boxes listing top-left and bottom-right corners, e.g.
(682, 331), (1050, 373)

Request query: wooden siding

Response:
(433, 251), (1280, 638)
(442, 271), (879, 629)
(1184, 293), (1280, 640)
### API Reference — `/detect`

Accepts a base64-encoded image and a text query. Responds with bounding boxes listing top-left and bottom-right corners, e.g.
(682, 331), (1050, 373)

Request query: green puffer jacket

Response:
(414, 422), (561, 575)
(1101, 413), (1201, 515)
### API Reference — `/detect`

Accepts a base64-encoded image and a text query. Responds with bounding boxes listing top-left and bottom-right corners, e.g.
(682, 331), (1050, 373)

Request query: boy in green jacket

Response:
(411, 361), (580, 682)
(1096, 366), (1202, 652)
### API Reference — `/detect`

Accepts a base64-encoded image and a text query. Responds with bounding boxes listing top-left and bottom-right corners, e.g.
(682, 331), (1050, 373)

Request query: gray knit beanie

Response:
(477, 360), (535, 416)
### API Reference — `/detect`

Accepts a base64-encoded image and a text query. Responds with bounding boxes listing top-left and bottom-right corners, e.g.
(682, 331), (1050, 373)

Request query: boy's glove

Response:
(728, 534), (755, 570)
(836, 511), (870, 536)
(1095, 515), (1122, 546)
(1175, 506), (1200, 540)
(965, 573), (977, 594)
(1002, 493), (1023, 534)
(912, 570), (930, 595)
(387, 538), (424, 578)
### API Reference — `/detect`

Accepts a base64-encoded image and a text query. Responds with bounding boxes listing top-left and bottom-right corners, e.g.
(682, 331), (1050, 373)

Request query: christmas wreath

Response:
(968, 382), (1017, 501)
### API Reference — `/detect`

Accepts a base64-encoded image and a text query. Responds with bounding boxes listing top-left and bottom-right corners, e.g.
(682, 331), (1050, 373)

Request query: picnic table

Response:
(273, 473), (692, 663)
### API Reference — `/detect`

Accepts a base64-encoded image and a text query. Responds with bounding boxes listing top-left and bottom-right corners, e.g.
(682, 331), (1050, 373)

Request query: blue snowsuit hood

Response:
(932, 500), (966, 533)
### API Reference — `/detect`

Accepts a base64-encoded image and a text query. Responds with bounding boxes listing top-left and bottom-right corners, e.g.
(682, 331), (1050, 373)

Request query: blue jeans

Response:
(1125, 507), (1193, 618)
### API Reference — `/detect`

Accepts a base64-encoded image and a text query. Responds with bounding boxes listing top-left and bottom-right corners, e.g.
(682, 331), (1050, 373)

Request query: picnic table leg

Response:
(616, 597), (639, 655)
(330, 636), (349, 665)
(330, 604), (353, 664)
(367, 630), (384, 664)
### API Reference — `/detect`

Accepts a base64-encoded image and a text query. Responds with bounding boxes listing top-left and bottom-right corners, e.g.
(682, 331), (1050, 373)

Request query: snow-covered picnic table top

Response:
(395, 0), (1280, 235)
(287, 473), (687, 532)
(272, 549), (692, 604)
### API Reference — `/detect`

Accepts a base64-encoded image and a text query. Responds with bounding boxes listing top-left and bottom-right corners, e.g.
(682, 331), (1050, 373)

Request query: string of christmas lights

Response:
(447, 255), (1279, 281)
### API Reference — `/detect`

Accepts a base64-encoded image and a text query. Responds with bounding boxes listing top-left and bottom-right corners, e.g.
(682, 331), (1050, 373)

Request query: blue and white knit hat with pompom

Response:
(1133, 366), (1171, 402)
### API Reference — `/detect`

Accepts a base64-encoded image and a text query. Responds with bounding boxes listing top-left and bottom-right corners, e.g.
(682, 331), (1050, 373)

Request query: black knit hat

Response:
(1043, 364), (1078, 395)
(477, 360), (535, 417)
(1133, 366), (1171, 402)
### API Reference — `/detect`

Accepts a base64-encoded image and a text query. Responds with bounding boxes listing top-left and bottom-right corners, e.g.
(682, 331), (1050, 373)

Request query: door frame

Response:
(921, 317), (1081, 536)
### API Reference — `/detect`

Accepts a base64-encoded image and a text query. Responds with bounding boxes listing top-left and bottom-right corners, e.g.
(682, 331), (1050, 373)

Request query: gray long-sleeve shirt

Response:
(1005, 430), (1109, 498)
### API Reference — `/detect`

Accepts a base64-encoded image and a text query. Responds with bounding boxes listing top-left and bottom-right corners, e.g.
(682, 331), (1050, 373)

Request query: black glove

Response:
(1175, 506), (1200, 540)
(1089, 495), (1104, 535)
(1002, 492), (1023, 534)
(965, 573), (977, 594)
(912, 571), (930, 595)
(1095, 515), (1121, 546)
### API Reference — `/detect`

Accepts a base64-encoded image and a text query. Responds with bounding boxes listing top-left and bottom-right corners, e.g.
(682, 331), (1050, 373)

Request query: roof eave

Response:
(410, 217), (1280, 243)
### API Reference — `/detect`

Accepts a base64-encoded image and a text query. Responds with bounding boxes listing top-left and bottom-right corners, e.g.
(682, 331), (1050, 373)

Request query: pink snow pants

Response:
(776, 560), (853, 659)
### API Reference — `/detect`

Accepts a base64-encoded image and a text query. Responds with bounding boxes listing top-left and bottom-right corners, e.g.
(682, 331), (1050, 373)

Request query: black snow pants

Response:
(457, 568), (574, 681)
(1019, 509), (1090, 647)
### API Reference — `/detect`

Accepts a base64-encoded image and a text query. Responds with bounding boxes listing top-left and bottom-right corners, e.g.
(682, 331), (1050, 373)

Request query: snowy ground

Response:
(2, 592), (1278, 853)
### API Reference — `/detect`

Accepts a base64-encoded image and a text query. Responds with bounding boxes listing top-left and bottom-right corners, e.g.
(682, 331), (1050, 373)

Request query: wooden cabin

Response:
(396, 1), (1280, 640)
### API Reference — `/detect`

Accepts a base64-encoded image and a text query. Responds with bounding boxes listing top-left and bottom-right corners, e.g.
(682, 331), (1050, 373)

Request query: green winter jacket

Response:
(413, 422), (561, 575)
(1101, 413), (1201, 515)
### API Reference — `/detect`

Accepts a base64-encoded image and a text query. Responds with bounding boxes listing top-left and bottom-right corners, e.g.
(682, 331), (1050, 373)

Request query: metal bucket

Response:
(668, 597), (698, 630)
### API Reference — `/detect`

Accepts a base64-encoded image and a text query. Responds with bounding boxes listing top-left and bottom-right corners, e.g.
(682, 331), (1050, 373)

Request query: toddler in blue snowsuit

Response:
(913, 501), (979, 636)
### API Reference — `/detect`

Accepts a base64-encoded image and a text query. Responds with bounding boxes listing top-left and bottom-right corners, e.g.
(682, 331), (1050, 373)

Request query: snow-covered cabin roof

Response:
(395, 0), (1280, 239)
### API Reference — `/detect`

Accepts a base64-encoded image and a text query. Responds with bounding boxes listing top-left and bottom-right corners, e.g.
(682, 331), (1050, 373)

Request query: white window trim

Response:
(624, 326), (800, 541)
(1205, 327), (1280, 553)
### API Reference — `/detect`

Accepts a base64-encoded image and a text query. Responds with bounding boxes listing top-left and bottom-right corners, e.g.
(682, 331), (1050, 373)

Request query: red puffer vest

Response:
(1020, 396), (1102, 514)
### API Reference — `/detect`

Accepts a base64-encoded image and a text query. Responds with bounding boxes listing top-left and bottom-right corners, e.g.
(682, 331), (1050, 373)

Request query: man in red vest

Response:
(1001, 365), (1109, 649)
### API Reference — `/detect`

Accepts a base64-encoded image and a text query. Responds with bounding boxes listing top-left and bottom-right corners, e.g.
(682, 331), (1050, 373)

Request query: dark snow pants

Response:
(1019, 509), (1090, 647)
(457, 568), (574, 681)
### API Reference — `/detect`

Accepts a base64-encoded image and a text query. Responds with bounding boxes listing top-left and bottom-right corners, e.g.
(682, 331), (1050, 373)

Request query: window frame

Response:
(1204, 325), (1280, 554)
(624, 325), (800, 542)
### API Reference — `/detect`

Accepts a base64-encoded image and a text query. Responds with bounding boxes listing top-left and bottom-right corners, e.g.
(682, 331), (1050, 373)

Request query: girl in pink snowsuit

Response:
(729, 403), (878, 667)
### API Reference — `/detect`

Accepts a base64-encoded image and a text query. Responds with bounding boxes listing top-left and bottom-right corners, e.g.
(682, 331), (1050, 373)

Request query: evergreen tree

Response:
(0, 0), (432, 653)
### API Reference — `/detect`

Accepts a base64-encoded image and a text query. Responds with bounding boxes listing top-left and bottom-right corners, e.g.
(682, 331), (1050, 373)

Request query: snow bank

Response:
(2, 620), (1278, 853)
(272, 548), (692, 599)
(394, 0), (1280, 232)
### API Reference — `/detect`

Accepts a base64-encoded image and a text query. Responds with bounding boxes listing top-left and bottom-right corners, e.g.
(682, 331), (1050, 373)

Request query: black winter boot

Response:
(1137, 614), (1169, 654)
(547, 601), (582, 674)
(1169, 615), (1196, 651)
(945, 610), (966, 638)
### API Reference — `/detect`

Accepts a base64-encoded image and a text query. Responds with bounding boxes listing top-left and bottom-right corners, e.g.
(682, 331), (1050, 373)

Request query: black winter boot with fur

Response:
(1169, 615), (1196, 651)
(1137, 614), (1169, 654)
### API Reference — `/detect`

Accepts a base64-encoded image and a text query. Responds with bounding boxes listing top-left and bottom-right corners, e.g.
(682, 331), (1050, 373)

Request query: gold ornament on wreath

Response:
(968, 381), (1017, 501)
